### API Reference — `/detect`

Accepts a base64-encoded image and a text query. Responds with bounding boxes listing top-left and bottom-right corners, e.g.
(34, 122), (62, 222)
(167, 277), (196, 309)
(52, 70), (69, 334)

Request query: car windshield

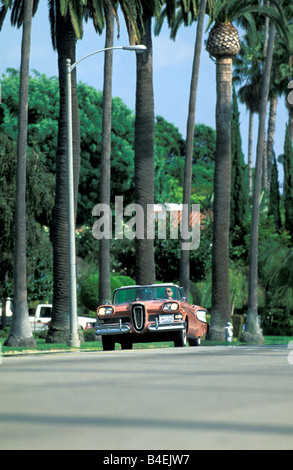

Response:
(113, 286), (181, 304)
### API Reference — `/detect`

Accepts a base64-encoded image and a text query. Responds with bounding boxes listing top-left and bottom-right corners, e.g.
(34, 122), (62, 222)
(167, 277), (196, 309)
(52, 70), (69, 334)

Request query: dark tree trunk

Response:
(134, 11), (156, 285)
(180, 0), (207, 300)
(99, 1), (114, 306)
(207, 57), (232, 341)
(241, 23), (276, 345)
(47, 10), (80, 343)
(4, 0), (36, 348)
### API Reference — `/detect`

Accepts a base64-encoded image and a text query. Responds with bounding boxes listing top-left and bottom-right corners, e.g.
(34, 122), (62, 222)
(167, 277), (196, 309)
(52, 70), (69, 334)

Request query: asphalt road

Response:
(1, 345), (293, 450)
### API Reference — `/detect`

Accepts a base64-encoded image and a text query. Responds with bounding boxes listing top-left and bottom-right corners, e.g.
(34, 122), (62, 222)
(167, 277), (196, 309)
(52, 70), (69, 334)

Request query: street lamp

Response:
(66, 44), (147, 348)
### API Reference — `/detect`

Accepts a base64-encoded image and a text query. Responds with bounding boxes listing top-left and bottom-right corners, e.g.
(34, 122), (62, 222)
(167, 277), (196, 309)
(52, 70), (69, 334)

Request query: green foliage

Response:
(0, 131), (54, 301)
(79, 273), (136, 312)
(230, 86), (249, 231)
(207, 0), (290, 48)
(260, 307), (293, 336)
(268, 154), (282, 232)
(192, 124), (215, 205)
(259, 220), (293, 314)
(155, 116), (185, 203)
(1, 69), (60, 171)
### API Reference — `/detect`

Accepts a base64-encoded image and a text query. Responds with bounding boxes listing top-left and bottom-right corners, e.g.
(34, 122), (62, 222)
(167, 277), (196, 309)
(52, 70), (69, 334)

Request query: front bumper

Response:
(95, 319), (131, 335)
(95, 319), (186, 336)
(147, 319), (186, 332)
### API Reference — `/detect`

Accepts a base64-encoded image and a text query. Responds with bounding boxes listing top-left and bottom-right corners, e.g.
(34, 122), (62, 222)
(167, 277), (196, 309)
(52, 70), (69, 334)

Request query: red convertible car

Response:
(95, 284), (209, 350)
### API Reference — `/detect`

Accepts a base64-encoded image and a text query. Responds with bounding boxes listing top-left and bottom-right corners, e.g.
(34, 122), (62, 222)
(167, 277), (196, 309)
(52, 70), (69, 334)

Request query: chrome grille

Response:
(132, 304), (145, 332)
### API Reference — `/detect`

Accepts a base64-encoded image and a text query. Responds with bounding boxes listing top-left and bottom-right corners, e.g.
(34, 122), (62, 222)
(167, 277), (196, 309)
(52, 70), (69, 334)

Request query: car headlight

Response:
(163, 302), (179, 312)
(196, 310), (207, 322)
(98, 306), (114, 316)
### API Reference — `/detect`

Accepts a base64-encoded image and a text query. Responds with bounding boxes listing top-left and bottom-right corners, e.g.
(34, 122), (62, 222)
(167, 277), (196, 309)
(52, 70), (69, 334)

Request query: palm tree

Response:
(98, 0), (114, 305)
(244, 22), (275, 345)
(205, 0), (289, 341)
(0, 0), (83, 344)
(233, 32), (263, 196)
(85, 0), (142, 305)
(135, 0), (201, 286)
(3, 0), (36, 347)
(242, 9), (292, 343)
(49, 0), (142, 336)
(155, 0), (207, 299)
(47, 0), (84, 343)
(134, 4), (158, 285)
(180, 0), (207, 301)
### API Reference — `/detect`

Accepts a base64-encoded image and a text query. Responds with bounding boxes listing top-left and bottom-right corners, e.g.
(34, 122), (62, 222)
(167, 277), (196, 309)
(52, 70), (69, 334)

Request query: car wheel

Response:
(174, 328), (187, 347)
(121, 339), (133, 350)
(189, 336), (201, 347)
(102, 336), (115, 351)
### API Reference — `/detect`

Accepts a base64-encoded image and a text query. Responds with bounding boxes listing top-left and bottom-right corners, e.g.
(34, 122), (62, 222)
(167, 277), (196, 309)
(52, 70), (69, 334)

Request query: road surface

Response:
(0, 345), (293, 450)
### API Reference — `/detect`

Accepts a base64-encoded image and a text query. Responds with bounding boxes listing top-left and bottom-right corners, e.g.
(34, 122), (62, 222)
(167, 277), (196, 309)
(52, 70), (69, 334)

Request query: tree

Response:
(47, 0), (84, 343)
(241, 20), (276, 344)
(233, 32), (263, 196)
(98, 1), (114, 306)
(230, 85), (249, 232)
(155, 0), (207, 299)
(205, 0), (288, 341)
(134, 4), (157, 285)
(4, 0), (36, 347)
(154, 115), (185, 203)
(283, 125), (293, 241)
(90, 0), (142, 305)
(180, 0), (207, 301)
(205, 2), (240, 341)
(268, 153), (282, 232)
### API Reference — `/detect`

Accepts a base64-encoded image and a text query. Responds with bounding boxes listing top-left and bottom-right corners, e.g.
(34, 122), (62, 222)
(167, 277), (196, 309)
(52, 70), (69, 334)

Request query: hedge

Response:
(79, 273), (136, 312)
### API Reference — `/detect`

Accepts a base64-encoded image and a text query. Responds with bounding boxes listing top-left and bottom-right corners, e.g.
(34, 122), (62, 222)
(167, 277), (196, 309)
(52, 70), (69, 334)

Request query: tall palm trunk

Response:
(241, 22), (276, 344)
(287, 101), (293, 142)
(205, 19), (241, 340)
(47, 9), (80, 343)
(134, 10), (156, 285)
(208, 56), (233, 340)
(99, 2), (114, 305)
(5, 0), (36, 347)
(248, 110), (254, 196)
(180, 0), (207, 301)
(267, 95), (278, 184)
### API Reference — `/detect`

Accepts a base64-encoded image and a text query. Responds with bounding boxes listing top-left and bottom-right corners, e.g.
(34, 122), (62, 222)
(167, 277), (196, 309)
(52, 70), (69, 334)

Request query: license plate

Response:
(159, 314), (174, 324)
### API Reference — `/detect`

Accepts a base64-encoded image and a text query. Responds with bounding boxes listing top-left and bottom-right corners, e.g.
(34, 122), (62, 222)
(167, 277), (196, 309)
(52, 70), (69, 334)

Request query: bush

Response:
(79, 273), (136, 312)
(259, 307), (293, 336)
(189, 281), (202, 306)
(83, 328), (98, 342)
(0, 327), (10, 338)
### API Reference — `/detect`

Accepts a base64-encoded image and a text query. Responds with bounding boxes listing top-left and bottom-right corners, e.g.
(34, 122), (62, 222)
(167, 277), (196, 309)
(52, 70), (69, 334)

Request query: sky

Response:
(0, 1), (289, 187)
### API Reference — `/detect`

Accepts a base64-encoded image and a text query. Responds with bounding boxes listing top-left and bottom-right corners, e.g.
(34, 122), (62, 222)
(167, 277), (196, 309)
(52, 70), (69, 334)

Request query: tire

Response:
(174, 328), (187, 347)
(121, 339), (133, 350)
(189, 336), (201, 347)
(102, 336), (115, 351)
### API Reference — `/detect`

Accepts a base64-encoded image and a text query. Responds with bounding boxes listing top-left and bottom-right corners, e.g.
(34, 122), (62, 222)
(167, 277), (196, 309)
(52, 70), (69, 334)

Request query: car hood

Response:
(114, 299), (177, 309)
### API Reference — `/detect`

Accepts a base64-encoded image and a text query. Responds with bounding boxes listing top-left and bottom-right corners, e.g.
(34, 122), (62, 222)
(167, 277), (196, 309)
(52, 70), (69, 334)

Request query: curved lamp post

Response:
(66, 44), (147, 348)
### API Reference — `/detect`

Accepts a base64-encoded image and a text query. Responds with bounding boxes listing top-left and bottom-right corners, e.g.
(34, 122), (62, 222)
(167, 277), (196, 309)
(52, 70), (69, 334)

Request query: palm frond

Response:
(68, 1), (84, 39)
(119, 0), (143, 44)
(84, 0), (105, 35)
(0, 1), (10, 31)
(154, 3), (167, 35)
(48, 0), (57, 49)
(59, 0), (70, 17)
(154, 0), (198, 39)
